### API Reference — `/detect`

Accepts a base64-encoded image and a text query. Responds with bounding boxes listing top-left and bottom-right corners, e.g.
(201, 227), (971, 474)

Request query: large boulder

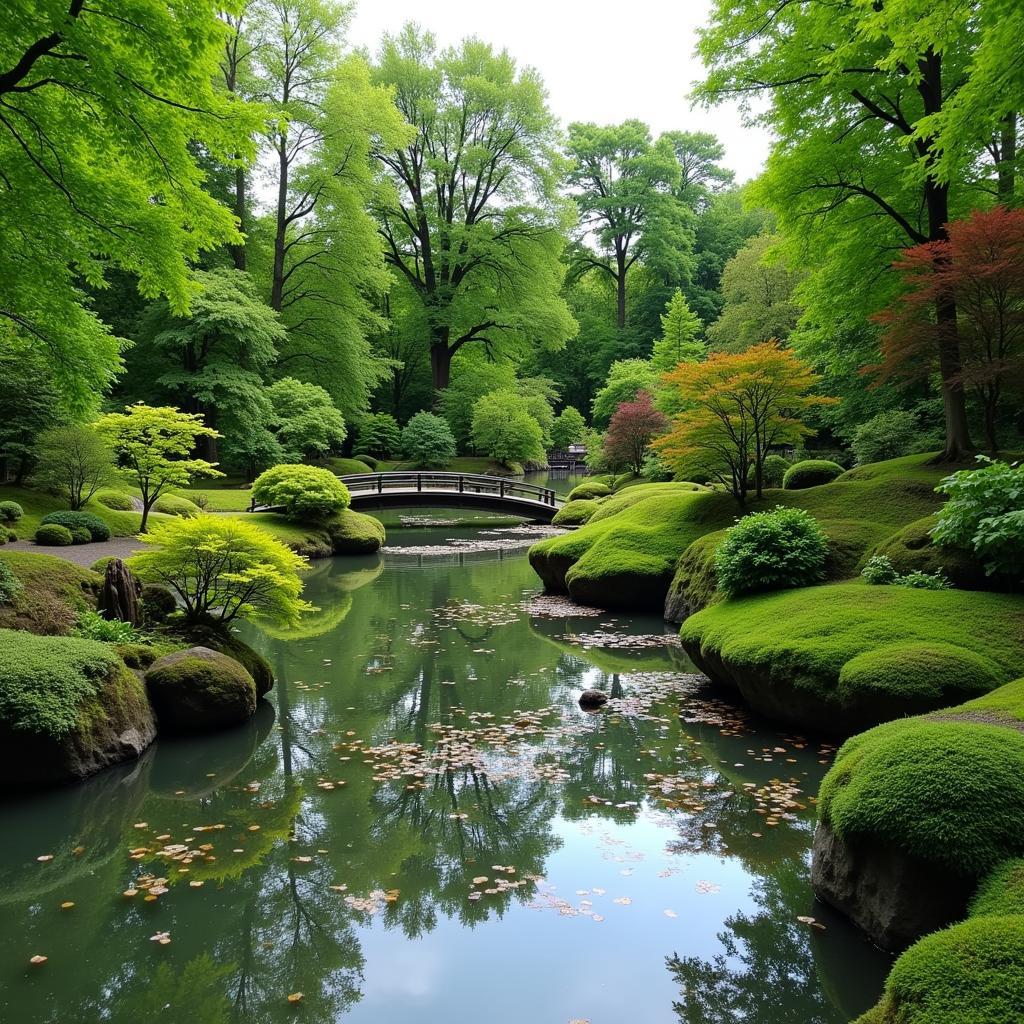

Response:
(176, 623), (274, 697)
(145, 647), (257, 733)
(0, 630), (155, 789)
(326, 508), (386, 555)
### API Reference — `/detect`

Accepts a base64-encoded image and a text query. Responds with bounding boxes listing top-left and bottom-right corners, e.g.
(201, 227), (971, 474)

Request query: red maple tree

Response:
(874, 206), (1024, 452)
(603, 390), (668, 475)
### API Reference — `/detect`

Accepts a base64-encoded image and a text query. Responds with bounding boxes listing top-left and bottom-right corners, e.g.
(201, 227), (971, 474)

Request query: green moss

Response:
(855, 915), (1024, 1024)
(971, 860), (1024, 919)
(94, 488), (134, 511)
(326, 457), (374, 475)
(820, 719), (1024, 877)
(145, 648), (256, 732)
(180, 487), (253, 512)
(0, 629), (122, 738)
(867, 514), (1000, 591)
(838, 450), (1001, 486)
(552, 498), (602, 526)
(174, 624), (274, 697)
(947, 677), (1024, 723)
(783, 459), (845, 489)
(680, 583), (1024, 726)
(0, 550), (99, 635)
(567, 481), (611, 501)
(325, 508), (385, 554)
(0, 484), (160, 538)
(153, 493), (201, 518)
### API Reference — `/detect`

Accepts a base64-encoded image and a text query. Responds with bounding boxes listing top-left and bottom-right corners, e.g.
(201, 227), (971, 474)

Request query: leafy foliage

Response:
(35, 524), (74, 546)
(354, 413), (401, 459)
(129, 516), (312, 626)
(603, 390), (668, 475)
(650, 289), (704, 372)
(251, 465), (350, 521)
(861, 555), (900, 585)
(470, 391), (546, 466)
(267, 378), (347, 462)
(97, 404), (222, 531)
(933, 457), (1024, 579)
(550, 407), (587, 451)
(715, 506), (829, 598)
(656, 343), (836, 501)
(0, 501), (23, 522)
(591, 359), (659, 428)
(851, 410), (928, 466)
(75, 609), (148, 645)
(0, 561), (21, 604)
(401, 412), (457, 469)
(32, 425), (115, 511)
(0, 0), (259, 406)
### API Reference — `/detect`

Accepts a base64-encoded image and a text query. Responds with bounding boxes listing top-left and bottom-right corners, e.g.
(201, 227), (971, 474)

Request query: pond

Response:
(0, 524), (893, 1023)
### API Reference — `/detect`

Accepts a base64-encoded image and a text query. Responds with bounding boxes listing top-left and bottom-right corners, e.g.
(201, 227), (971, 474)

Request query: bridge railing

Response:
(337, 472), (561, 507)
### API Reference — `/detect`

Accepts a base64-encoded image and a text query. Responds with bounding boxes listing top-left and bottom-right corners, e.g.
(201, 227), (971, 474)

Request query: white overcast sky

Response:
(349, 0), (773, 183)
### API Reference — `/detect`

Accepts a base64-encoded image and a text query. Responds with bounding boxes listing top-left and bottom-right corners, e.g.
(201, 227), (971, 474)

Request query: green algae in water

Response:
(0, 529), (891, 1023)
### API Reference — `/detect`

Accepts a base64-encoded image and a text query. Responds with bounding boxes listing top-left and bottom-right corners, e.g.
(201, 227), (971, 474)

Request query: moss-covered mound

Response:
(971, 860), (1024, 919)
(145, 647), (257, 732)
(567, 481), (611, 501)
(153, 493), (201, 518)
(531, 459), (945, 613)
(0, 550), (99, 635)
(325, 508), (386, 555)
(663, 529), (727, 624)
(552, 498), (602, 527)
(783, 459), (844, 489)
(171, 623), (273, 697)
(0, 629), (154, 787)
(680, 583), (1024, 730)
(329, 457), (374, 475)
(866, 514), (1006, 591)
(857, 915), (1024, 1024)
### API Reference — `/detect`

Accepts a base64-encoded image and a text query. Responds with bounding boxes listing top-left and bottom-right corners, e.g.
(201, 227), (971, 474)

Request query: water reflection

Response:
(0, 533), (890, 1023)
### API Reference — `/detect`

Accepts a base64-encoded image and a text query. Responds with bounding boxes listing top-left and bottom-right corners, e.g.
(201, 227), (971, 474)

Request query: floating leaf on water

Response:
(59, 901), (74, 910)
(29, 955), (47, 966)
(36, 855), (54, 863)
(149, 932), (171, 945)
(287, 992), (304, 1004)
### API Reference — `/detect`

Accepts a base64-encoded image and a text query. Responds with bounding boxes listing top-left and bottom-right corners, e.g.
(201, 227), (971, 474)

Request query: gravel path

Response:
(5, 537), (146, 568)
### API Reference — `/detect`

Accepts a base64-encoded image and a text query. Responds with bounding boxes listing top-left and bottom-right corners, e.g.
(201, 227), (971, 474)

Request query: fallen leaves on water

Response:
(797, 915), (826, 931)
(149, 932), (171, 945)
(59, 901), (75, 910)
(29, 955), (47, 966)
(36, 855), (54, 863)
(287, 992), (304, 1004)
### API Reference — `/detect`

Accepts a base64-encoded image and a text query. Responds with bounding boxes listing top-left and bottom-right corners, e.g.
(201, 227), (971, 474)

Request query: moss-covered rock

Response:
(552, 498), (602, 527)
(663, 529), (726, 624)
(325, 508), (385, 555)
(680, 583), (1024, 731)
(172, 624), (274, 698)
(145, 647), (257, 732)
(855, 915), (1024, 1023)
(0, 550), (99, 635)
(0, 630), (154, 788)
(866, 514), (1005, 591)
(567, 481), (611, 501)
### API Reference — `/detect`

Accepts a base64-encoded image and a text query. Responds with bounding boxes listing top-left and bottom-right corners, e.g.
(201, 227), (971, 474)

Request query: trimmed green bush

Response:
(153, 493), (201, 518)
(680, 583), (1024, 730)
(325, 508), (386, 555)
(0, 500), (23, 522)
(715, 506), (829, 598)
(0, 562), (21, 603)
(552, 498), (602, 527)
(40, 510), (111, 541)
(145, 646), (257, 732)
(821, 718), (1024, 877)
(783, 459), (845, 489)
(567, 481), (611, 501)
(251, 464), (350, 521)
(358, 454), (379, 470)
(95, 489), (134, 511)
(857, 915), (1024, 1024)
(760, 453), (790, 488)
(35, 523), (74, 546)
(69, 526), (91, 544)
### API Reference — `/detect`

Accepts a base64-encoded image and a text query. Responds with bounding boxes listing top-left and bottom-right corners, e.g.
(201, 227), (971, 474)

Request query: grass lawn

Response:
(0, 484), (163, 539)
(180, 486), (255, 512)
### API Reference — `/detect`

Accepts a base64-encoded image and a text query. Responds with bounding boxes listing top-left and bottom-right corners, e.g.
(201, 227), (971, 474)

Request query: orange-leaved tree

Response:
(654, 341), (835, 502)
(873, 206), (1024, 454)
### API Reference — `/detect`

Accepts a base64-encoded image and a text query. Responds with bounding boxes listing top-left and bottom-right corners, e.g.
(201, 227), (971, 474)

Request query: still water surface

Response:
(0, 519), (892, 1023)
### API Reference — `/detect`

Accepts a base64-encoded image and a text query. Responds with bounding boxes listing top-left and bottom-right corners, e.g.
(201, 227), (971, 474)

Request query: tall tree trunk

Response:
(431, 327), (452, 396)
(999, 113), (1017, 204)
(615, 250), (627, 329)
(919, 51), (973, 459)
(271, 136), (288, 312)
(232, 164), (247, 271)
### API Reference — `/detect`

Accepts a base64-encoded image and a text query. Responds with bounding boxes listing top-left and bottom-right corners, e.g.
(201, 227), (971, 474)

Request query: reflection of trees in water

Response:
(666, 860), (841, 1024)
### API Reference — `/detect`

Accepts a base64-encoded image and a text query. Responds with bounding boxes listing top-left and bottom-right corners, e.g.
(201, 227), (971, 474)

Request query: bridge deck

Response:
(250, 471), (566, 523)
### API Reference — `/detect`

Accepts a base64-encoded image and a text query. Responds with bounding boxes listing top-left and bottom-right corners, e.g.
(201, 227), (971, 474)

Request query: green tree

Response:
(470, 391), (547, 467)
(133, 269), (285, 460)
(567, 120), (692, 329)
(0, 0), (259, 407)
(705, 236), (802, 353)
(373, 25), (576, 392)
(130, 516), (312, 626)
(0, 333), (62, 484)
(592, 359), (659, 428)
(662, 130), (735, 212)
(697, 0), (1024, 456)
(439, 357), (518, 449)
(651, 289), (705, 371)
(32, 425), (115, 510)
(266, 378), (346, 462)
(97, 405), (222, 532)
(550, 406), (587, 451)
(354, 413), (401, 459)
(251, 463), (349, 520)
(401, 412), (456, 469)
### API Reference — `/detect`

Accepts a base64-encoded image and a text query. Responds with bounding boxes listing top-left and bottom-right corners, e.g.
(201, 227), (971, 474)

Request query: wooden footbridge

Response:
(251, 472), (565, 522)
